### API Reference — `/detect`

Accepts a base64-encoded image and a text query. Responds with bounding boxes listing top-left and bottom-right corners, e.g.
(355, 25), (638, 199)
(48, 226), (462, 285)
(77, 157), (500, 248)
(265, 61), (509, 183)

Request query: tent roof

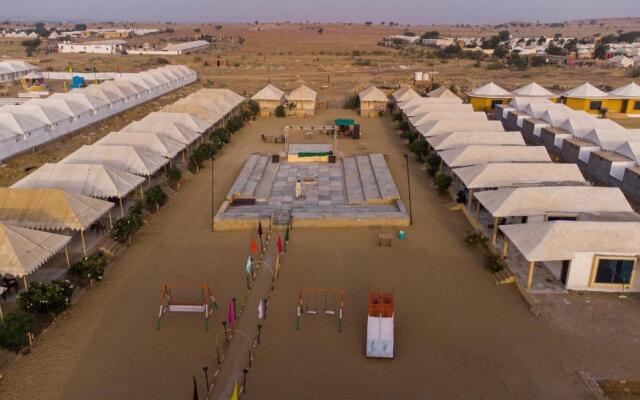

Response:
(584, 129), (640, 151)
(614, 141), (640, 163)
(0, 224), (71, 276)
(188, 88), (245, 110)
(427, 86), (460, 99)
(359, 85), (388, 102)
(143, 112), (211, 133)
(475, 186), (632, 218)
(392, 86), (420, 102)
(287, 84), (317, 101)
(563, 82), (608, 99)
(123, 119), (200, 145)
(468, 82), (512, 98)
(97, 131), (184, 158)
(559, 117), (621, 137)
(417, 120), (504, 138)
(410, 111), (487, 127)
(162, 103), (222, 125)
(521, 102), (572, 118)
(500, 221), (640, 262)
(400, 96), (463, 112)
(454, 163), (586, 189)
(511, 82), (557, 98)
(0, 188), (113, 231)
(440, 145), (551, 168)
(403, 102), (472, 117)
(11, 163), (144, 199)
(78, 85), (125, 104)
(60, 145), (168, 176)
(0, 111), (46, 134)
(26, 97), (87, 116)
(427, 131), (525, 151)
(509, 96), (551, 110)
(252, 84), (285, 101)
(608, 82), (640, 99)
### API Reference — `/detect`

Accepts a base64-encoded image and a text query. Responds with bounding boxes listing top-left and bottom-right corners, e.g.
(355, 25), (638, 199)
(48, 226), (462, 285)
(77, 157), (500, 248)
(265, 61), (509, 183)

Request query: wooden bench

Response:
(377, 233), (392, 247)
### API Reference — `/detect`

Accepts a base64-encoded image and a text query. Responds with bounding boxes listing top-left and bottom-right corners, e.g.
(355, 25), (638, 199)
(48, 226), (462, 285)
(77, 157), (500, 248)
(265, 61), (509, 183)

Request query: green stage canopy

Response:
(335, 118), (356, 126)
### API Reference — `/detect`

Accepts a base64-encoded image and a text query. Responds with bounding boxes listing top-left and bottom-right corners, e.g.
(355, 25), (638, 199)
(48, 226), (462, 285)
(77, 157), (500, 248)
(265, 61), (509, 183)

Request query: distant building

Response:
(0, 60), (39, 83)
(161, 40), (211, 55)
(286, 84), (317, 117)
(251, 83), (285, 116)
(58, 40), (127, 54)
(358, 85), (388, 117)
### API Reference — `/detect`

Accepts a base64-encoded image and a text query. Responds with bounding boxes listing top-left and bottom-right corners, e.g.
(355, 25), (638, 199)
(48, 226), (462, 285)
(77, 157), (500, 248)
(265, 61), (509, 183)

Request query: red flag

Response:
(251, 239), (257, 254)
(277, 236), (283, 253)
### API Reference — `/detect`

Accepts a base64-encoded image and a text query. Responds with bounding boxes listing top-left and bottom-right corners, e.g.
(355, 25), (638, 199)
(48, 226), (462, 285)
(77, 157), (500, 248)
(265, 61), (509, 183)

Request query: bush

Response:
(631, 68), (640, 78)
(70, 253), (107, 283)
(165, 165), (182, 189)
(247, 99), (260, 116)
(425, 153), (441, 177)
(434, 173), (452, 194)
(392, 112), (403, 121)
(464, 231), (488, 248)
(343, 94), (359, 109)
(226, 116), (244, 132)
(400, 130), (415, 142)
(484, 253), (505, 272)
(212, 127), (231, 144)
(409, 137), (426, 161)
(398, 120), (410, 132)
(111, 202), (144, 243)
(0, 311), (36, 352)
(145, 185), (167, 213)
(17, 280), (74, 314)
(274, 105), (286, 117)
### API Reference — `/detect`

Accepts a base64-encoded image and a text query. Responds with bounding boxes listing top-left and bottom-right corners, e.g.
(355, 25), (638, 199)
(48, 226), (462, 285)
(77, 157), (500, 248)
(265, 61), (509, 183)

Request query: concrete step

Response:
(493, 268), (515, 285)
(242, 155), (270, 197)
(343, 157), (364, 204)
(254, 161), (279, 202)
(356, 155), (381, 202)
(227, 153), (261, 200)
(370, 153), (400, 200)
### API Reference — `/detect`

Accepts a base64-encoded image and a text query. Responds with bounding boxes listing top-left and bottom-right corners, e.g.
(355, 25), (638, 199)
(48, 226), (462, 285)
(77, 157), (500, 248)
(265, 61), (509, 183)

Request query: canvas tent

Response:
(358, 85), (388, 117)
(410, 111), (487, 128)
(0, 224), (71, 276)
(60, 145), (168, 178)
(417, 120), (504, 138)
(252, 84), (285, 116)
(142, 112), (211, 134)
(427, 86), (459, 99)
(427, 131), (525, 151)
(96, 131), (184, 159)
(287, 84), (317, 117)
(123, 120), (201, 145)
(454, 163), (586, 190)
(439, 145), (551, 169)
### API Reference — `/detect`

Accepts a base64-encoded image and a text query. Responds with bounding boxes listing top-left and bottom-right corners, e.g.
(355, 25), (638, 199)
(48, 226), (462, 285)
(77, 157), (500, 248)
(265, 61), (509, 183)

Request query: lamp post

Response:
(211, 157), (215, 232)
(403, 154), (413, 225)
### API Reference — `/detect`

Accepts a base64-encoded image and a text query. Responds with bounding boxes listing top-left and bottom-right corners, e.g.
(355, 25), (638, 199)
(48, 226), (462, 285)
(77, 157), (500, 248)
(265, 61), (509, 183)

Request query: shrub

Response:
(70, 253), (107, 283)
(145, 185), (167, 213)
(464, 231), (488, 248)
(409, 137), (426, 161)
(213, 127), (231, 144)
(226, 116), (244, 132)
(425, 153), (441, 177)
(343, 94), (359, 109)
(111, 202), (144, 243)
(0, 311), (36, 352)
(392, 112), (403, 121)
(275, 105), (286, 117)
(247, 99), (260, 116)
(631, 68), (640, 78)
(400, 130), (415, 142)
(398, 120), (410, 132)
(434, 173), (452, 194)
(17, 280), (74, 314)
(484, 253), (505, 272)
(165, 165), (182, 189)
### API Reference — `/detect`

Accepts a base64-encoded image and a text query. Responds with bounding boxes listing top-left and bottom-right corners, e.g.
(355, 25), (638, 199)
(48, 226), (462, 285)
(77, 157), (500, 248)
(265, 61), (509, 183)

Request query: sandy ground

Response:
(0, 110), (639, 399)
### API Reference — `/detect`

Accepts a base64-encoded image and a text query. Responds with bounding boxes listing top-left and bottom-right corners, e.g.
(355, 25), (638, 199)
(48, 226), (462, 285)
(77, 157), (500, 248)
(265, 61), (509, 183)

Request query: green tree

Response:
(498, 30), (510, 41)
(73, 23), (87, 31)
(0, 311), (36, 352)
(421, 31), (439, 39)
(275, 105), (286, 117)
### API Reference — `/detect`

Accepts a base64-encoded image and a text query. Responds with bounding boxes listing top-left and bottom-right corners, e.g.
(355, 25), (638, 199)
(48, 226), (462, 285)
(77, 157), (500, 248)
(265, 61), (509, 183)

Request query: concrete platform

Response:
(215, 153), (409, 230)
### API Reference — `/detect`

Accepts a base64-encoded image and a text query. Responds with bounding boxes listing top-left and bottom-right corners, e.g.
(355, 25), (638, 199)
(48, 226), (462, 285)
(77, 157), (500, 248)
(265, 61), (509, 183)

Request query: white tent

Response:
(468, 82), (512, 98)
(511, 82), (557, 98)
(399, 97), (464, 114)
(123, 120), (200, 145)
(252, 83), (285, 101)
(392, 86), (420, 102)
(558, 117), (621, 138)
(584, 129), (640, 151)
(417, 120), (504, 138)
(563, 83), (608, 98)
(614, 141), (640, 165)
(0, 224), (71, 276)
(454, 163), (586, 189)
(427, 87), (460, 99)
(359, 85), (388, 103)
(11, 163), (145, 199)
(97, 131), (184, 159)
(427, 131), (525, 151)
(60, 145), (168, 177)
(608, 82), (640, 99)
(410, 111), (487, 127)
(440, 145), (551, 168)
(287, 84), (317, 102)
(142, 112), (211, 133)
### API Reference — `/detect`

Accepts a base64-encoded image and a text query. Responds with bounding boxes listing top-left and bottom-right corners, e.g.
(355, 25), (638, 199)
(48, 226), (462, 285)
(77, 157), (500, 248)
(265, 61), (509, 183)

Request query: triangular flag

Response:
(230, 382), (238, 400)
(245, 256), (253, 274)
(257, 300), (264, 319)
(258, 221), (263, 236)
(251, 238), (257, 254)
(276, 236), (283, 253)
(193, 376), (199, 400)
(228, 300), (235, 327)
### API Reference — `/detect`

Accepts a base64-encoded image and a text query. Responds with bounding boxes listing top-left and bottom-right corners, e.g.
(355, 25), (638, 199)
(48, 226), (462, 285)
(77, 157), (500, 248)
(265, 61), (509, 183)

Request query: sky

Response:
(1, 0), (637, 25)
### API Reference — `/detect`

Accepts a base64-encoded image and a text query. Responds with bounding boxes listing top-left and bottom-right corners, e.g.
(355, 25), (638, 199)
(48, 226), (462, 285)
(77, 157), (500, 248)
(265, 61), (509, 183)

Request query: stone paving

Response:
(216, 153), (409, 229)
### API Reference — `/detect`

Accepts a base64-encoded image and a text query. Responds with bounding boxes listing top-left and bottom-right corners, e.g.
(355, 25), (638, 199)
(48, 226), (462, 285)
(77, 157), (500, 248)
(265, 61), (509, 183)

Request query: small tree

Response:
(425, 153), (441, 176)
(17, 280), (75, 314)
(166, 165), (182, 190)
(70, 253), (107, 285)
(434, 173), (452, 194)
(0, 311), (36, 352)
(408, 137), (426, 161)
(144, 185), (167, 214)
(275, 105), (286, 117)
(247, 99), (260, 116)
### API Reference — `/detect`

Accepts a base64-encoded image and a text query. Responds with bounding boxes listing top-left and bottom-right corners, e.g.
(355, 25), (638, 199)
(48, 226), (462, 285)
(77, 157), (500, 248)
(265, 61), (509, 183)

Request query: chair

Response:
(3, 275), (19, 295)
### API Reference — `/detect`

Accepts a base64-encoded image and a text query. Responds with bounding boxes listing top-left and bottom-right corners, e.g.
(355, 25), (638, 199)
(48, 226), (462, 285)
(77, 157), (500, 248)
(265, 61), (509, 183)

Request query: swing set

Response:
(296, 288), (344, 332)
(157, 282), (218, 331)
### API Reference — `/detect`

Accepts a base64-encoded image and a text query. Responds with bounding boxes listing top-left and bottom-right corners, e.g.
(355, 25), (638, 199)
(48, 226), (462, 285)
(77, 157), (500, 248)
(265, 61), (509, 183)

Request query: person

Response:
(295, 179), (302, 199)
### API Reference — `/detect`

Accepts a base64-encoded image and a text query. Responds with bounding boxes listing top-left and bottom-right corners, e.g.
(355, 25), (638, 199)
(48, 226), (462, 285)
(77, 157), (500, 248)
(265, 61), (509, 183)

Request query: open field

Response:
(0, 110), (639, 399)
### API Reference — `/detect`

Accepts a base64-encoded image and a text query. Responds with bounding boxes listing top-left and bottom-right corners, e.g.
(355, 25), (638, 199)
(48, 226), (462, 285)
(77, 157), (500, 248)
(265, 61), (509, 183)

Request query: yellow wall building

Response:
(607, 82), (640, 115)
(467, 82), (513, 112)
(561, 83), (610, 114)
(251, 83), (285, 117)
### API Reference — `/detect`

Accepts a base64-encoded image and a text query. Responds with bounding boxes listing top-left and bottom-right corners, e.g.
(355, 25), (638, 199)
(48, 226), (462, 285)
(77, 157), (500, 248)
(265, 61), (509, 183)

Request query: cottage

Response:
(500, 221), (640, 292)
(607, 82), (640, 115)
(467, 82), (512, 112)
(358, 86), (388, 117)
(58, 40), (128, 54)
(251, 84), (285, 116)
(561, 83), (609, 114)
(286, 84), (317, 117)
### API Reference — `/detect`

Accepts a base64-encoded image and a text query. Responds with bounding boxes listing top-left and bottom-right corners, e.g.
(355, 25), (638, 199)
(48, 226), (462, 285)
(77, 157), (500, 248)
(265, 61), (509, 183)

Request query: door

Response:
(621, 99), (629, 113)
(560, 260), (570, 285)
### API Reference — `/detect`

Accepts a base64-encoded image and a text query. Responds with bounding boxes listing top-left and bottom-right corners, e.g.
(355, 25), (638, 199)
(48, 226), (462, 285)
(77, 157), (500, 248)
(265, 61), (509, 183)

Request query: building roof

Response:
(359, 85), (388, 102)
(427, 86), (460, 99)
(584, 129), (640, 151)
(0, 188), (113, 231)
(287, 84), (317, 102)
(83, 39), (128, 45)
(417, 120), (505, 138)
(97, 131), (184, 158)
(475, 186), (633, 218)
(400, 96), (463, 113)
(454, 163), (586, 189)
(440, 145), (551, 168)
(0, 60), (38, 74)
(608, 82), (640, 99)
(0, 224), (71, 276)
(562, 82), (608, 99)
(500, 221), (640, 262)
(11, 163), (144, 199)
(427, 131), (525, 151)
(0, 111), (46, 134)
(163, 40), (210, 51)
(143, 112), (211, 133)
(509, 96), (552, 111)
(521, 102), (573, 119)
(403, 102), (472, 117)
(392, 86), (420, 102)
(60, 145), (168, 177)
(511, 82), (557, 98)
(252, 83), (285, 101)
(410, 111), (487, 127)
(468, 82), (512, 98)
(614, 141), (640, 164)
(123, 119), (200, 145)
(558, 117), (621, 137)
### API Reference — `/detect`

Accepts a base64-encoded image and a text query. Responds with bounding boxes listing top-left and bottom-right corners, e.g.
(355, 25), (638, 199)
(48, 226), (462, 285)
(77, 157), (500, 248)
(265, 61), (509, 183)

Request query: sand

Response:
(0, 110), (639, 399)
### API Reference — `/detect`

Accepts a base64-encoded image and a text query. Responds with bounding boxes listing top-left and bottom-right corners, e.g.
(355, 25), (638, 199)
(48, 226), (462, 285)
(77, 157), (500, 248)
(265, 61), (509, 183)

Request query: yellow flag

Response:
(230, 382), (238, 400)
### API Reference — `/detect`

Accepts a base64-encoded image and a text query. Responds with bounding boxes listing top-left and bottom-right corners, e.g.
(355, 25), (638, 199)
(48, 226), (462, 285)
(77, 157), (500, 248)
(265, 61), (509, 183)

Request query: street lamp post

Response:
(211, 157), (215, 232)
(403, 154), (413, 225)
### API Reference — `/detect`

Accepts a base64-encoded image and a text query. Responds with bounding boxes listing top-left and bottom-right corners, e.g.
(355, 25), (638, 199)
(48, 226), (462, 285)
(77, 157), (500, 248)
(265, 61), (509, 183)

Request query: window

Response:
(634, 101), (640, 111)
(490, 100), (503, 110)
(589, 101), (602, 111)
(594, 258), (635, 285)
(545, 214), (578, 222)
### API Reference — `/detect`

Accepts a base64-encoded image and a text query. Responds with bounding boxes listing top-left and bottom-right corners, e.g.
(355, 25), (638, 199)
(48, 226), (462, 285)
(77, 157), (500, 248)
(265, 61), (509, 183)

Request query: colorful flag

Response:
(257, 299), (264, 319)
(228, 300), (235, 327)
(276, 236), (283, 253)
(230, 382), (238, 400)
(251, 238), (257, 254)
(258, 221), (263, 236)
(245, 256), (252, 274)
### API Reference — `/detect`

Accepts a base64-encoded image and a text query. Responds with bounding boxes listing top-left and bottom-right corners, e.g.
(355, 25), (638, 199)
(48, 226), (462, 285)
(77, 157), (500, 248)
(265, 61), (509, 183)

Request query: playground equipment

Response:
(366, 292), (394, 358)
(296, 288), (344, 332)
(157, 282), (218, 331)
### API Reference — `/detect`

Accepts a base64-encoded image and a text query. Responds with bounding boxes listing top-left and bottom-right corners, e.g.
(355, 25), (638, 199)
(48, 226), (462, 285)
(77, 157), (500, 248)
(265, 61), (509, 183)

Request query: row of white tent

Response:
(393, 85), (640, 293)
(497, 93), (640, 195)
(1, 87), (246, 279)
(0, 60), (38, 83)
(0, 65), (197, 162)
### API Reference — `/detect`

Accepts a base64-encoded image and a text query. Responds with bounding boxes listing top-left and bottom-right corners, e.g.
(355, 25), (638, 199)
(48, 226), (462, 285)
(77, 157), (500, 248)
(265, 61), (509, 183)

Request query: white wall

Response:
(562, 252), (640, 292)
